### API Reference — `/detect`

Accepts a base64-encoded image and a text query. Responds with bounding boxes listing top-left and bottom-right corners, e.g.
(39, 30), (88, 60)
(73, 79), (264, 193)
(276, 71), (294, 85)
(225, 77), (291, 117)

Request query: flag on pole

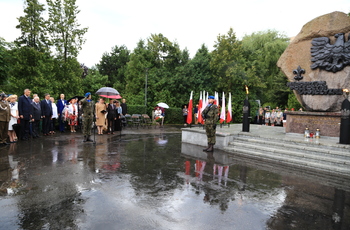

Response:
(226, 92), (232, 123)
(200, 91), (208, 124)
(186, 91), (193, 124)
(214, 92), (219, 105)
(220, 92), (226, 123)
(197, 91), (203, 124)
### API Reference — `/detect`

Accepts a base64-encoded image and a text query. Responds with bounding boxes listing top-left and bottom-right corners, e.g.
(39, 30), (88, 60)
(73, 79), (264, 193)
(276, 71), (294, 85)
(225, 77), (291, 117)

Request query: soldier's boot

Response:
(206, 144), (214, 152)
(86, 135), (93, 142)
(203, 144), (210, 151)
(83, 136), (87, 142)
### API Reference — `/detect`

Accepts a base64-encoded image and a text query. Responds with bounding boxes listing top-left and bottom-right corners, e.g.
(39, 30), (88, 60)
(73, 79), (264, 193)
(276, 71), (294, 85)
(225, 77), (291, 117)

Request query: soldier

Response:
(80, 92), (95, 142)
(201, 95), (219, 152)
(0, 92), (11, 145)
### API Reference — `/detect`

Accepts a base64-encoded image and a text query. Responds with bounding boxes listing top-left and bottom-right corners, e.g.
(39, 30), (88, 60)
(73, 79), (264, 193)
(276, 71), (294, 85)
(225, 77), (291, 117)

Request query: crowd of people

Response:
(0, 89), (129, 145)
(255, 106), (286, 126)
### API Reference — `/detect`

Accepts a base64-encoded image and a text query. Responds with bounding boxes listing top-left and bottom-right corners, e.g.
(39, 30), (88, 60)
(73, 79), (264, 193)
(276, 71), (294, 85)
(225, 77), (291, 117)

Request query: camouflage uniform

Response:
(202, 103), (219, 147)
(80, 97), (95, 142)
(0, 98), (10, 145)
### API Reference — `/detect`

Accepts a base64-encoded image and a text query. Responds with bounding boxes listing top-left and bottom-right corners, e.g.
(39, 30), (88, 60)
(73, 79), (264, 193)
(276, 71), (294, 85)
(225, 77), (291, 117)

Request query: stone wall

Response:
(285, 111), (341, 137)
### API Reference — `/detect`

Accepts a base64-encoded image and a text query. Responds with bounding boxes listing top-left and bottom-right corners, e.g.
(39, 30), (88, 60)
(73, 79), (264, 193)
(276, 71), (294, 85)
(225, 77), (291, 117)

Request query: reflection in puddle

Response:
(0, 133), (349, 229)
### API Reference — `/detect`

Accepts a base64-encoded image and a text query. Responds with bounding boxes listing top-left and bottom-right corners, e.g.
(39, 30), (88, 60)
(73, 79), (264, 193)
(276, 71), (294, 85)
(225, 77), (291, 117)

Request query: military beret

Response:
(208, 96), (215, 99)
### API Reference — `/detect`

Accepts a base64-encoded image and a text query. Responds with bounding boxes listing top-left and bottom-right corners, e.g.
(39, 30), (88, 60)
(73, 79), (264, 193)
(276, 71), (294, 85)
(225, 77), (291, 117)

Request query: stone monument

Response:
(277, 11), (350, 137)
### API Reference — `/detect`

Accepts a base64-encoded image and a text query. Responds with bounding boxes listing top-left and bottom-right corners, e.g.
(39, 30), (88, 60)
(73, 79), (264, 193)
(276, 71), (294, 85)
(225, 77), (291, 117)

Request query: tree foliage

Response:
(2, 1), (294, 123)
(47, 0), (88, 61)
(241, 30), (289, 108)
(97, 45), (130, 90)
(15, 0), (49, 52)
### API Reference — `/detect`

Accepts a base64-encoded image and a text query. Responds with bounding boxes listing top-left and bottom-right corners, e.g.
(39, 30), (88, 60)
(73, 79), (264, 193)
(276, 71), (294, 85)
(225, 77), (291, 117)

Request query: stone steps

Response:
(232, 136), (350, 163)
(224, 135), (350, 177)
(232, 135), (350, 157)
(224, 151), (350, 192)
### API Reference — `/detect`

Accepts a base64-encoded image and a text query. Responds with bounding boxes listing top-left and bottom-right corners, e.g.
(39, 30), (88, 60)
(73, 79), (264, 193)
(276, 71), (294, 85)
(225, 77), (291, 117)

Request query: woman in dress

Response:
(95, 98), (107, 135)
(154, 107), (164, 126)
(7, 95), (18, 143)
(50, 97), (58, 134)
(68, 98), (78, 132)
(270, 109), (276, 126)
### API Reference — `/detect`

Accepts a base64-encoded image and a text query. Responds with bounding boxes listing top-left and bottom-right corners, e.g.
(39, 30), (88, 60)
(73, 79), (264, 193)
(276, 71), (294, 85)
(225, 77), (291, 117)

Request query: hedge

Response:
(127, 105), (183, 124)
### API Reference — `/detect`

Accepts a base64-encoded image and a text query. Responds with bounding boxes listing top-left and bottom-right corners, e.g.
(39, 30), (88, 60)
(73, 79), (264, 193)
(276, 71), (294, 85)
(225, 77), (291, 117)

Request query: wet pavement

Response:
(0, 125), (349, 230)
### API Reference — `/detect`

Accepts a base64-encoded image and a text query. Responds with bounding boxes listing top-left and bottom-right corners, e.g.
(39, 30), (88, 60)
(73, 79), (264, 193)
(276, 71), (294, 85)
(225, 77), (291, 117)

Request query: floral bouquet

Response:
(155, 116), (162, 122)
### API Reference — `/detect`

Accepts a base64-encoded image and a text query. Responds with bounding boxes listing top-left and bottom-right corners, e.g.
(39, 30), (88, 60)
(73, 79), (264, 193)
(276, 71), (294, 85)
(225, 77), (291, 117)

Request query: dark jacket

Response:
(32, 101), (42, 121)
(107, 103), (117, 119)
(18, 95), (32, 120)
(41, 99), (53, 117)
(121, 103), (127, 115)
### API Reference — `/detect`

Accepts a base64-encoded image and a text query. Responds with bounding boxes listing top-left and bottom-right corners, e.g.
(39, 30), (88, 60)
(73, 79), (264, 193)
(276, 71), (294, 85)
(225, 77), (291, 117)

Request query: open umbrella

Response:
(96, 87), (119, 97)
(99, 94), (122, 99)
(157, 102), (169, 108)
(67, 96), (84, 103)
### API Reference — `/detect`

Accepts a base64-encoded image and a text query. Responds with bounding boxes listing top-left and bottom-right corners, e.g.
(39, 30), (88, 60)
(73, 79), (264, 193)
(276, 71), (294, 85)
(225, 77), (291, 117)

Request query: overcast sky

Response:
(0, 0), (349, 67)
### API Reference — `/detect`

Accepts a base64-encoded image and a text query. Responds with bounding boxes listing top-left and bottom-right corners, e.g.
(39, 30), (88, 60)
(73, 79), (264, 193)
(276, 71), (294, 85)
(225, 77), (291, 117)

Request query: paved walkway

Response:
(188, 123), (350, 150)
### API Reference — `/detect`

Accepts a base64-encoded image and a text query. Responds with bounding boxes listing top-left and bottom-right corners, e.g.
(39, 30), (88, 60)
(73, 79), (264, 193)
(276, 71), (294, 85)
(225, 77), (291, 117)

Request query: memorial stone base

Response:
(285, 111), (341, 137)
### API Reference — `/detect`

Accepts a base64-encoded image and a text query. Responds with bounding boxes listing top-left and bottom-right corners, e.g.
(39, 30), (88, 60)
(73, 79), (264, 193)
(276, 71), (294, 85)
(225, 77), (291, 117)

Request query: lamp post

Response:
(242, 85), (250, 132)
(145, 68), (148, 113)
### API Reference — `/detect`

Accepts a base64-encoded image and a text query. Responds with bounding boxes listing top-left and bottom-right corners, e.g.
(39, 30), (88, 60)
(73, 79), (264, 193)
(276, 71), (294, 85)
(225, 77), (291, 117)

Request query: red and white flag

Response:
(226, 92), (232, 123)
(186, 91), (193, 124)
(197, 91), (203, 124)
(220, 92), (226, 123)
(201, 91), (208, 113)
(214, 92), (219, 105)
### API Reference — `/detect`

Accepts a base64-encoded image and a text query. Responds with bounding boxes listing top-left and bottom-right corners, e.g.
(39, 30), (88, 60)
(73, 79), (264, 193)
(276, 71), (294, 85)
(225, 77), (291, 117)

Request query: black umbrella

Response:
(67, 96), (84, 103)
(96, 87), (120, 97)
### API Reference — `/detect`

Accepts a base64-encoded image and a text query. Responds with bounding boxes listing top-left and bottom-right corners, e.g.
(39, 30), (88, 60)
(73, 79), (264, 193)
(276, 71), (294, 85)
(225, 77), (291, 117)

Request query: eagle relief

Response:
(311, 33), (350, 73)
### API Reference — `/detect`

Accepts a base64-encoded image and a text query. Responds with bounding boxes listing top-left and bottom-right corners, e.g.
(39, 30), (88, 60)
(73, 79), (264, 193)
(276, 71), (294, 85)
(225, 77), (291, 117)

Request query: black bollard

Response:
(242, 97), (250, 132)
(339, 96), (350, 144)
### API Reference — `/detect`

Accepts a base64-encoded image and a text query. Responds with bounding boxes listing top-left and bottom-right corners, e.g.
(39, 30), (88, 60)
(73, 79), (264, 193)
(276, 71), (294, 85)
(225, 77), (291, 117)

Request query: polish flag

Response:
(186, 91), (193, 124)
(214, 92), (219, 105)
(220, 92), (226, 123)
(197, 92), (203, 124)
(200, 91), (208, 124)
(226, 92), (232, 123)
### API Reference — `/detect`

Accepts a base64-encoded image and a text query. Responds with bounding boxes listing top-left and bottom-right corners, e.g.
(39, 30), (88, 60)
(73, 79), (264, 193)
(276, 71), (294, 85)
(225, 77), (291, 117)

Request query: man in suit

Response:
(18, 89), (33, 140)
(31, 96), (41, 138)
(56, 93), (67, 132)
(41, 93), (52, 136)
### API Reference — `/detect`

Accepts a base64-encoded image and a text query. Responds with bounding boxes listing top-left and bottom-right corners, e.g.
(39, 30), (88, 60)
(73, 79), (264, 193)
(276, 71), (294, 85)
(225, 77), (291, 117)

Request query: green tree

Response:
(125, 34), (189, 108)
(47, 0), (88, 96)
(15, 0), (50, 52)
(124, 39), (153, 105)
(210, 28), (248, 122)
(7, 46), (55, 96)
(0, 38), (12, 88)
(6, 0), (55, 96)
(184, 44), (214, 100)
(97, 45), (130, 91)
(47, 0), (88, 61)
(81, 67), (108, 100)
(241, 30), (289, 108)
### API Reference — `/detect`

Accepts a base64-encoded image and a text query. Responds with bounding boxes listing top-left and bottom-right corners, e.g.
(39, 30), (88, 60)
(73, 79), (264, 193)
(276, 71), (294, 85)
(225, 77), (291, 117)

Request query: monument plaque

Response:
(277, 11), (350, 137)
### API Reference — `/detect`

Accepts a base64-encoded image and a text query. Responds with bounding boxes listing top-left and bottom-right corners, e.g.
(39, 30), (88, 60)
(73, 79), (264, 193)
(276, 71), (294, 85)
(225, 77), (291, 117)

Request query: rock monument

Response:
(277, 11), (350, 137)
